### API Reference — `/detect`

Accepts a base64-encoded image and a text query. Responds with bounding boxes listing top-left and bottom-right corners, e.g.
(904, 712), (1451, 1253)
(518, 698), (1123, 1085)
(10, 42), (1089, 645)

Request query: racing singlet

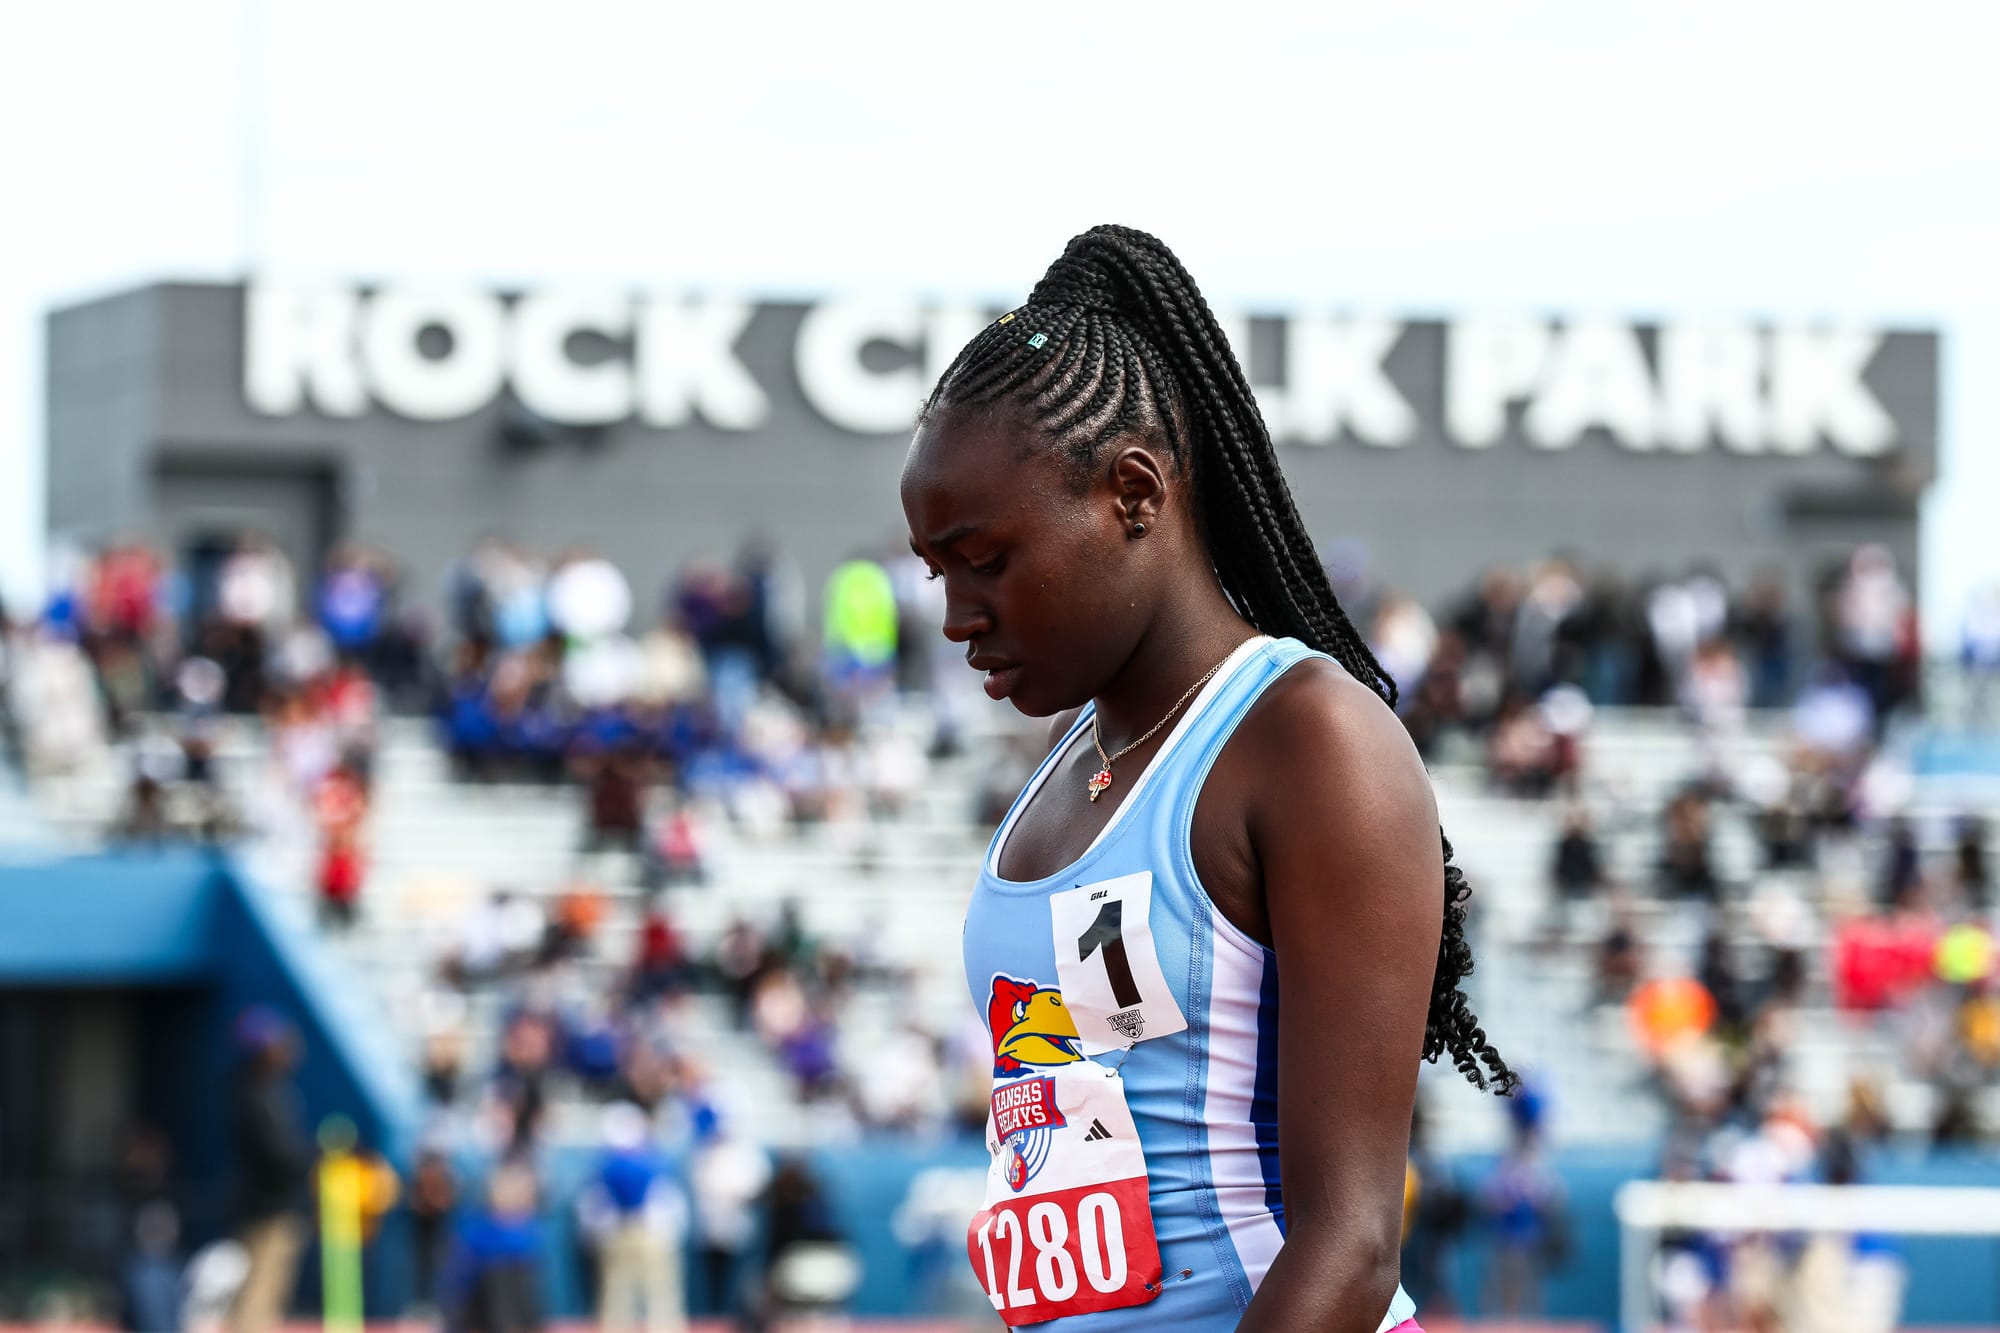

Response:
(963, 635), (1421, 1330)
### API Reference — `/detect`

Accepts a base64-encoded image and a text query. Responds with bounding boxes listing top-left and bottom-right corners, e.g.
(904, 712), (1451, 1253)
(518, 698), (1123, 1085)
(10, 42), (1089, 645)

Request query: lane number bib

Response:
(1050, 872), (1187, 1053)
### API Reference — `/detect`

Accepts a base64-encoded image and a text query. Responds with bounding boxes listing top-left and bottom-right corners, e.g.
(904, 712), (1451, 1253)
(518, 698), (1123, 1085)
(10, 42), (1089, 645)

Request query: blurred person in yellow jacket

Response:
(316, 1117), (401, 1333)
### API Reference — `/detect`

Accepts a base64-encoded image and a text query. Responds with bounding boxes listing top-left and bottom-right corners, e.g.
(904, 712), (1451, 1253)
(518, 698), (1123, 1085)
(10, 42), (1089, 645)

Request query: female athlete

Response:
(901, 225), (1515, 1331)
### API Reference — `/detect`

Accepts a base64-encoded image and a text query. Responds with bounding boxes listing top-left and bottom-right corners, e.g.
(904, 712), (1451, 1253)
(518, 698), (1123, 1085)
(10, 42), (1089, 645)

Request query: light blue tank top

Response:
(963, 634), (1419, 1330)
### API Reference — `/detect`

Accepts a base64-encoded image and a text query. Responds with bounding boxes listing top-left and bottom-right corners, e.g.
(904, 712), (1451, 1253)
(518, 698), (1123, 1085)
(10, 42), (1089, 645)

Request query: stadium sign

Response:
(47, 279), (1940, 629)
(244, 283), (1906, 458)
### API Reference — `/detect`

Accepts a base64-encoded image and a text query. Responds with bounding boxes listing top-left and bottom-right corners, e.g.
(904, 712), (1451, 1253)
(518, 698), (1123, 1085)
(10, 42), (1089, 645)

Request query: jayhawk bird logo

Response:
(988, 975), (1082, 1076)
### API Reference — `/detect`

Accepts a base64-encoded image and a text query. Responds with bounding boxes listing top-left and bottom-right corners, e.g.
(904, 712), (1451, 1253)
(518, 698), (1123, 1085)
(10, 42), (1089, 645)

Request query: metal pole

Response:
(1618, 1216), (1649, 1333)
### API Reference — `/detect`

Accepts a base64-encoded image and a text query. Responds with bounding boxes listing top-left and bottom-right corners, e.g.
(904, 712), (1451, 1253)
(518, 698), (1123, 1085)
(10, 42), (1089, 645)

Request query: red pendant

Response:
(1087, 768), (1113, 802)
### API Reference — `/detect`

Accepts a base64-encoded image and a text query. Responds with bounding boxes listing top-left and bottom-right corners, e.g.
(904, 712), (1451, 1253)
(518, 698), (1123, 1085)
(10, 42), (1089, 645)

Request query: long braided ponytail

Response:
(924, 224), (1516, 1093)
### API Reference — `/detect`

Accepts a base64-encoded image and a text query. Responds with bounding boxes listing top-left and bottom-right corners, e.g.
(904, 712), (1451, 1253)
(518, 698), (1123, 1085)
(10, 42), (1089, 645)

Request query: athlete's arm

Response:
(1232, 665), (1441, 1333)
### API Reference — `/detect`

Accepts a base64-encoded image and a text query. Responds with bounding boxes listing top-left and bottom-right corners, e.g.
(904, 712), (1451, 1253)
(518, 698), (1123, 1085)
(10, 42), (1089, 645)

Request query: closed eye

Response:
(969, 556), (1006, 577)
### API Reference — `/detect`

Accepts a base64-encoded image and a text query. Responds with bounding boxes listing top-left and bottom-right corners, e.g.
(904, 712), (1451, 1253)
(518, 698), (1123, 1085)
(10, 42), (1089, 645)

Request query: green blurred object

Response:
(1936, 923), (1995, 985)
(823, 558), (898, 668)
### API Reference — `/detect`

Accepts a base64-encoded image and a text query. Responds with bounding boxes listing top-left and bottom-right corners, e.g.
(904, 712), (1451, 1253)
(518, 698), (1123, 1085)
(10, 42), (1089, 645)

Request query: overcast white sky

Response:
(4, 0), (1995, 640)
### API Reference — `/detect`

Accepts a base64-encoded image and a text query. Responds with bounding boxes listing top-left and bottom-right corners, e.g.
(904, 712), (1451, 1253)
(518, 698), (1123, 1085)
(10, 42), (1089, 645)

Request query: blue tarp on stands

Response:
(0, 847), (419, 1157)
(0, 847), (420, 1310)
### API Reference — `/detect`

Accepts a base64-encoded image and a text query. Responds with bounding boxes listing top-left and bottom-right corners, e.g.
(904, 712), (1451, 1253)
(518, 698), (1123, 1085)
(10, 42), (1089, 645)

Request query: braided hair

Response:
(922, 224), (1516, 1094)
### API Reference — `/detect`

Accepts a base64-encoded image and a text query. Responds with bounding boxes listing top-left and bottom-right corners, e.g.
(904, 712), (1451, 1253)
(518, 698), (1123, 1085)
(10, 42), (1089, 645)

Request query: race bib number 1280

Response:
(968, 1061), (1161, 1324)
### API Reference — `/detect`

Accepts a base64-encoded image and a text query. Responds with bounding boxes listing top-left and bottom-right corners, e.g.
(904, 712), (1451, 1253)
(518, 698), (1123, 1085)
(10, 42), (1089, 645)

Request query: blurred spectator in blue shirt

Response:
(577, 1103), (687, 1333)
(446, 1161), (545, 1333)
(1480, 1083), (1567, 1318)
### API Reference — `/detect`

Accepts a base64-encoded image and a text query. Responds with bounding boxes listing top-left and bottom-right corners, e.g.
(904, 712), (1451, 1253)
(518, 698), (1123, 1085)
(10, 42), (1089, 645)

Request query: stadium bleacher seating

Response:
(14, 697), (1990, 1154)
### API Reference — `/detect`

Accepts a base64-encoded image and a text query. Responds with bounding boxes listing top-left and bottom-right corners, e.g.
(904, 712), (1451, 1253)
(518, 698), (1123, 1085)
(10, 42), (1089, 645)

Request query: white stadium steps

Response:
(3, 702), (1994, 1152)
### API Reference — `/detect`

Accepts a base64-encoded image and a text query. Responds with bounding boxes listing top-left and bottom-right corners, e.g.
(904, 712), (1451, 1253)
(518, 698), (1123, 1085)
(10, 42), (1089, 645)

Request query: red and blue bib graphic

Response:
(972, 975), (1162, 1322)
(992, 1076), (1064, 1191)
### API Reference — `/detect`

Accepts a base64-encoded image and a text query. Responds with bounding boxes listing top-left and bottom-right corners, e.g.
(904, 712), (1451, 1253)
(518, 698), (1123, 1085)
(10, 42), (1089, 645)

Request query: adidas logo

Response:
(1083, 1119), (1113, 1142)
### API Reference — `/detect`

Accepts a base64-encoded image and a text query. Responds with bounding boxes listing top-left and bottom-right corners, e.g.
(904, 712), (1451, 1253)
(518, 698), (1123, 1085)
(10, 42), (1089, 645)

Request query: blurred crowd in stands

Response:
(396, 889), (920, 1326)
(1522, 775), (1992, 1329)
(1444, 549), (1993, 1327)
(122, 1001), (863, 1333)
(4, 533), (1989, 826)
(7, 532), (1988, 787)
(2, 530), (1999, 1327)
(1363, 543), (1932, 792)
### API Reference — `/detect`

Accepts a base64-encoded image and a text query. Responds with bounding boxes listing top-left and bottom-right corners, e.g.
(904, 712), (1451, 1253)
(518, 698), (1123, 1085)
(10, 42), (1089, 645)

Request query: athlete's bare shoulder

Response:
(1239, 654), (1402, 757)
(1232, 648), (1440, 876)
(1213, 653), (1435, 866)
(1193, 654), (1428, 943)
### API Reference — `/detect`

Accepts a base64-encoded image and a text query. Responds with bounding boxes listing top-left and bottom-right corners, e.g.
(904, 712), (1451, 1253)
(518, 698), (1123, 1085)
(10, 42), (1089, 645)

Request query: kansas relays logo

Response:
(986, 975), (1082, 1192)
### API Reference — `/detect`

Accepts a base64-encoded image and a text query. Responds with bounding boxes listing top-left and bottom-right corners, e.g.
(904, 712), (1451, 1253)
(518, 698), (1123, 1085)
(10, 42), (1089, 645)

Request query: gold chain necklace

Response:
(1085, 649), (1236, 802)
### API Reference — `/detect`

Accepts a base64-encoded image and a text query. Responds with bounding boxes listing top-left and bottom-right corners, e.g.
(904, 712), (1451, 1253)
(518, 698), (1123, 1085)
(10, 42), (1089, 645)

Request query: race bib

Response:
(1050, 872), (1187, 1053)
(968, 1060), (1162, 1324)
